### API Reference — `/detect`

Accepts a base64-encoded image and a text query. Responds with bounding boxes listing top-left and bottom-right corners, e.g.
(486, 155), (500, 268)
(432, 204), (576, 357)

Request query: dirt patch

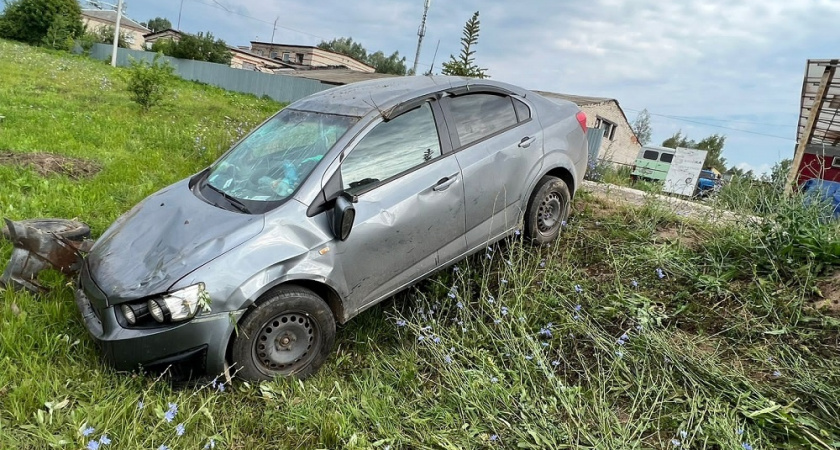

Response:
(654, 227), (700, 249)
(815, 271), (840, 316)
(0, 151), (100, 179)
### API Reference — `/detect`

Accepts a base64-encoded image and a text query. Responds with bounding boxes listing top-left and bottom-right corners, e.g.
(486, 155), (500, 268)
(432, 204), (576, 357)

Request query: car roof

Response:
(289, 75), (529, 117)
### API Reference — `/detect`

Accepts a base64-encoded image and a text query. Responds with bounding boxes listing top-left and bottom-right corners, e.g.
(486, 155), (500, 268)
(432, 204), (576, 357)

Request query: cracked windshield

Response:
(207, 109), (357, 201)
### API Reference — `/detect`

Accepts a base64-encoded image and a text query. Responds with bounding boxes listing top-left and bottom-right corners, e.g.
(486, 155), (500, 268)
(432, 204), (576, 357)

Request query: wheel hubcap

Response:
(254, 312), (319, 375)
(537, 192), (563, 234)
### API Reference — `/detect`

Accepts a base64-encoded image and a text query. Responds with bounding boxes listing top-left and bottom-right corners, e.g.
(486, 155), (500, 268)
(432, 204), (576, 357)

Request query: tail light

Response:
(576, 111), (587, 133)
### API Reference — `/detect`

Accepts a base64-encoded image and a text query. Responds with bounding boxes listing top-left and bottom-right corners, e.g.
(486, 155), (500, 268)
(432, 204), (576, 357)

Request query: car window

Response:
(513, 98), (531, 122)
(449, 93), (518, 146)
(642, 150), (658, 160)
(341, 102), (441, 194)
(660, 153), (674, 163)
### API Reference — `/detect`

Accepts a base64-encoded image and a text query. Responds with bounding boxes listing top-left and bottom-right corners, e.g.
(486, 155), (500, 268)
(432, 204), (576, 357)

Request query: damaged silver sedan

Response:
(75, 76), (589, 380)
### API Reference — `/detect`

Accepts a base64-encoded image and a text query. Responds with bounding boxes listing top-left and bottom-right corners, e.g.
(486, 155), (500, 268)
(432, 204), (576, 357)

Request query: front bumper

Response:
(74, 264), (234, 376)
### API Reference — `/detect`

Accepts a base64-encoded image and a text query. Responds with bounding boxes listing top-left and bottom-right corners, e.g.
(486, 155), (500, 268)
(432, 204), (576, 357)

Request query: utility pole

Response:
(411, 0), (431, 76)
(271, 16), (278, 43)
(110, 0), (124, 67)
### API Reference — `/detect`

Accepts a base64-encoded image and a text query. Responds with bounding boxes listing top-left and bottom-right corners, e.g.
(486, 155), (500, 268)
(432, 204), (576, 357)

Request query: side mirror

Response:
(331, 195), (355, 241)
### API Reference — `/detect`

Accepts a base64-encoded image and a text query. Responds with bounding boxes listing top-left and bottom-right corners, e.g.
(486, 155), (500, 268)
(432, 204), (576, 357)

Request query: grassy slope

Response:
(1, 40), (840, 449)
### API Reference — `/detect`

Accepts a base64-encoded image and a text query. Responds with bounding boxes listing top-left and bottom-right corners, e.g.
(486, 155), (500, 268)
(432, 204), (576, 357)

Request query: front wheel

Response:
(231, 285), (336, 381)
(524, 176), (571, 245)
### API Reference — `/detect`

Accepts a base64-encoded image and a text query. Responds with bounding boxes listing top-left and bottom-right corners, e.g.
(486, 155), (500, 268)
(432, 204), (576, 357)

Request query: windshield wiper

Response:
(204, 182), (251, 214)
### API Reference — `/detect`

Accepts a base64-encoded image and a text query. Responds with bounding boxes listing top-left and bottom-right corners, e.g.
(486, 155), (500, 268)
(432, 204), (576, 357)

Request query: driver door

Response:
(333, 100), (466, 312)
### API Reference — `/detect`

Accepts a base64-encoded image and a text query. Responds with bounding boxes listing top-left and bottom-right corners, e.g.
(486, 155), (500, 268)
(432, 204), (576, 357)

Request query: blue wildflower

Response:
(433, 336), (441, 344)
(487, 296), (495, 304)
(539, 327), (552, 338)
(500, 306), (509, 316)
(656, 268), (665, 279)
(736, 428), (744, 435)
(525, 355), (533, 360)
(514, 229), (521, 236)
(86, 440), (100, 450)
(396, 319), (407, 327)
(137, 401), (144, 410)
(635, 325), (643, 331)
(519, 316), (526, 322)
(490, 377), (498, 383)
(456, 301), (463, 309)
(444, 355), (452, 364)
(772, 370), (782, 378)
(631, 279), (639, 288)
(83, 426), (95, 437)
(176, 423), (185, 436)
(501, 279), (508, 284)
(560, 220), (567, 227)
(494, 319), (502, 324)
(217, 382), (225, 392)
(671, 439), (680, 446)
(490, 434), (499, 441)
(680, 430), (687, 439)
(99, 435), (111, 445)
(204, 439), (216, 449)
(616, 350), (624, 358)
(453, 266), (460, 272)
(620, 333), (629, 341)
(541, 342), (549, 347)
(158, 446), (169, 450)
(574, 285), (583, 293)
(742, 444), (753, 450)
(448, 291), (456, 299)
(574, 304), (581, 312)
(417, 336), (425, 342)
(164, 410), (176, 423)
(539, 259), (546, 268)
(617, 338), (626, 346)
(505, 259), (512, 266)
(551, 360), (560, 366)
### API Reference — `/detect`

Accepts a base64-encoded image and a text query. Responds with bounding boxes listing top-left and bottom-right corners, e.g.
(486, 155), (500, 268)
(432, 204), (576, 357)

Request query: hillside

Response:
(1, 40), (840, 449)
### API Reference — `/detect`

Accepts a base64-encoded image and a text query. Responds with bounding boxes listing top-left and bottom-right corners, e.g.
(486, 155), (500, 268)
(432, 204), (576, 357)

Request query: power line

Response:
(624, 107), (796, 142)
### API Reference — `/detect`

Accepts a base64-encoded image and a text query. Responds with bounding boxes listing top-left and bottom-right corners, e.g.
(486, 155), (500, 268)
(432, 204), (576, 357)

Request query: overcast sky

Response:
(115, 0), (840, 175)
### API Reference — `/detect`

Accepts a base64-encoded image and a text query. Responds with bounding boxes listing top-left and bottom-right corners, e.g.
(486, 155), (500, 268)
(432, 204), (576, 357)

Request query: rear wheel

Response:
(231, 285), (336, 381)
(524, 176), (571, 245)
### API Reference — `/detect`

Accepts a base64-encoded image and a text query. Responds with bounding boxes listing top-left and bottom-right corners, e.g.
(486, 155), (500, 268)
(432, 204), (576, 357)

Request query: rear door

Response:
(333, 100), (467, 311)
(442, 92), (543, 251)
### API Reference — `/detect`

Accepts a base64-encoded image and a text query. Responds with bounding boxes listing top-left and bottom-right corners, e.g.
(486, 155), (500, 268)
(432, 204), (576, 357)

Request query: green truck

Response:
(630, 146), (676, 182)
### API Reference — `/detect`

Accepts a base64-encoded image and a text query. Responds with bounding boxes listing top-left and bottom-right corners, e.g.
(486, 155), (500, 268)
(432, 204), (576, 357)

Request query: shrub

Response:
(124, 54), (175, 111)
(0, 0), (83, 45)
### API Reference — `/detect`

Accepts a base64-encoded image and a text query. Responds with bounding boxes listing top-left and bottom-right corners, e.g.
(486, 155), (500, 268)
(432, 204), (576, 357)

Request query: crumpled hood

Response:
(87, 179), (264, 304)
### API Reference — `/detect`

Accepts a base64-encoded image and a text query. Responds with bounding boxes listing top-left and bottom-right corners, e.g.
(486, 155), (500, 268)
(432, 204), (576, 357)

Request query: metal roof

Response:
(81, 10), (148, 32)
(798, 59), (840, 147)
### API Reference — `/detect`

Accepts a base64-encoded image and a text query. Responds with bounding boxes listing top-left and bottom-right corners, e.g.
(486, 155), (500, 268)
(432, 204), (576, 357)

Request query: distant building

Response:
(142, 28), (183, 50)
(535, 91), (640, 167)
(81, 10), (149, 50)
(249, 42), (374, 73)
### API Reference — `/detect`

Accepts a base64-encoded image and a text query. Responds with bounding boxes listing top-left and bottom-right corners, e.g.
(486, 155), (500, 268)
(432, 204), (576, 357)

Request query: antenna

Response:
(426, 39), (440, 75)
(410, 0), (431, 76)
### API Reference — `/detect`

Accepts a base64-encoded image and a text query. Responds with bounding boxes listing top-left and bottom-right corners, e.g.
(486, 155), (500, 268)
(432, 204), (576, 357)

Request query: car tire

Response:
(524, 176), (571, 245)
(231, 285), (336, 381)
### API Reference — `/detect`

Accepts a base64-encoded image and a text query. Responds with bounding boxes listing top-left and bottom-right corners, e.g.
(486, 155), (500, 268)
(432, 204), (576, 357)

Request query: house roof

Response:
(284, 69), (396, 85)
(143, 28), (182, 39)
(229, 47), (296, 69)
(81, 10), (149, 32)
(249, 41), (375, 72)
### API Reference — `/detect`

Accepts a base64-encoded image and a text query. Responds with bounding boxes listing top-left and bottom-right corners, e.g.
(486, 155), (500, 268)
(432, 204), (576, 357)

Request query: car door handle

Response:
(518, 136), (536, 148)
(432, 174), (459, 191)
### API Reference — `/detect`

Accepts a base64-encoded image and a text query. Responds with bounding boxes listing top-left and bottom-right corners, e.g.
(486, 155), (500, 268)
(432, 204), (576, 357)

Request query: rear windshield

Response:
(642, 150), (658, 160)
(659, 153), (674, 163)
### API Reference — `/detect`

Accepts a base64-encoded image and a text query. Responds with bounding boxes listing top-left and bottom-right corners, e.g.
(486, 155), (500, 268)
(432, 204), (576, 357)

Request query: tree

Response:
(631, 109), (652, 145)
(367, 50), (407, 76)
(0, 0), (83, 46)
(94, 25), (129, 48)
(662, 130), (727, 172)
(143, 17), (172, 33)
(441, 11), (488, 79)
(317, 37), (407, 75)
(124, 54), (174, 111)
(152, 32), (231, 65)
(318, 37), (367, 65)
(41, 13), (75, 50)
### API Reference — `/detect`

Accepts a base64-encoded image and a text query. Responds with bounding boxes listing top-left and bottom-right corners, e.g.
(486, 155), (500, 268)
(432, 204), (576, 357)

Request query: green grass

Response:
(2, 40), (840, 449)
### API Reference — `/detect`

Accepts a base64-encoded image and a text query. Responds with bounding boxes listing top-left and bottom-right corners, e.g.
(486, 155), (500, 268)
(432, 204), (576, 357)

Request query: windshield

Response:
(205, 109), (357, 205)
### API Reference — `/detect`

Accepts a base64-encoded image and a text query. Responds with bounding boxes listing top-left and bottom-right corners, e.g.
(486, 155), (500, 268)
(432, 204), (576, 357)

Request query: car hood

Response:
(87, 179), (265, 304)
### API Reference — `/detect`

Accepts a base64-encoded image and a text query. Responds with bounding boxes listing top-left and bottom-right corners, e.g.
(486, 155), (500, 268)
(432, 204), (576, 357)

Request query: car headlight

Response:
(148, 283), (207, 323)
